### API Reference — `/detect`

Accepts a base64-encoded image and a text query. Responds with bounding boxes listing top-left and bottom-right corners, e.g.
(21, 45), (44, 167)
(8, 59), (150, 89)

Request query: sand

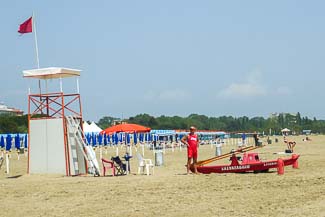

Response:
(0, 135), (324, 217)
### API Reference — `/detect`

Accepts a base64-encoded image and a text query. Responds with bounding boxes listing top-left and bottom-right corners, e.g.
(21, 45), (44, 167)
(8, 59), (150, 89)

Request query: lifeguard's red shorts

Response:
(187, 146), (198, 158)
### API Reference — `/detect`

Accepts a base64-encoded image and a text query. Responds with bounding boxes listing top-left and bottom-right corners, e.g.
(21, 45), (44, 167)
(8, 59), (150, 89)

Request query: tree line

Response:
(98, 112), (325, 135)
(0, 114), (28, 133)
(1, 112), (324, 134)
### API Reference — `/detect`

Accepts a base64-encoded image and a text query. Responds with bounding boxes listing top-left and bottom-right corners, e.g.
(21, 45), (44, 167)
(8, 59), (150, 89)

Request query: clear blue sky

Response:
(1, 1), (325, 121)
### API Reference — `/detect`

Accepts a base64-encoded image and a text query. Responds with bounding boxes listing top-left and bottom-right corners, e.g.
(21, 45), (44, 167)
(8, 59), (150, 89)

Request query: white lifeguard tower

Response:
(23, 67), (100, 176)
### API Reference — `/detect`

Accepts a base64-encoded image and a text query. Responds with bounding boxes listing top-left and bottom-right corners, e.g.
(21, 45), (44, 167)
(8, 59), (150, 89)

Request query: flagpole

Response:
(32, 12), (40, 69)
(32, 12), (42, 113)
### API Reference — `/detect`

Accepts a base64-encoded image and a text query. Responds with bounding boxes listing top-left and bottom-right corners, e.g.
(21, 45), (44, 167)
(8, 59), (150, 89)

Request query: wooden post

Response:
(6, 153), (9, 174)
(142, 144), (145, 157)
(99, 147), (103, 161)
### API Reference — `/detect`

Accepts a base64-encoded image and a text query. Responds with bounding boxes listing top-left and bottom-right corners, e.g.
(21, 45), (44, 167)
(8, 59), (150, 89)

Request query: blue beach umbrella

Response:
(86, 134), (91, 144)
(148, 133), (152, 141)
(139, 133), (143, 142)
(126, 134), (130, 144)
(114, 133), (119, 145)
(24, 134), (28, 149)
(92, 133), (97, 146)
(103, 134), (107, 146)
(98, 133), (103, 145)
(6, 135), (12, 151)
(119, 133), (123, 143)
(178, 134), (182, 141)
(15, 134), (20, 149)
(107, 134), (111, 145)
(0, 136), (4, 149)
(145, 133), (148, 142)
(133, 133), (138, 144)
(111, 133), (115, 144)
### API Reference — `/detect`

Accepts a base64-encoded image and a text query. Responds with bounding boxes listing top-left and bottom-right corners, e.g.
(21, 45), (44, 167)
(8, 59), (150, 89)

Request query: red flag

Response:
(18, 17), (33, 34)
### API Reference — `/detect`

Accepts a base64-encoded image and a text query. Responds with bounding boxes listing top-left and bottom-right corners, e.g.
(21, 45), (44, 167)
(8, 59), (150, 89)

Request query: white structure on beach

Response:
(23, 67), (100, 176)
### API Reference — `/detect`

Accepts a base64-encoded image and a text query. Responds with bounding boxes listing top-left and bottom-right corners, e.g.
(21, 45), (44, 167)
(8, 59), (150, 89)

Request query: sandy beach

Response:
(1, 135), (324, 217)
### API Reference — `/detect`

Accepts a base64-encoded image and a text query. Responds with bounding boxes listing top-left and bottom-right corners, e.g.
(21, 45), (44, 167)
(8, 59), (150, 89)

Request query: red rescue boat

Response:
(195, 152), (299, 174)
(190, 146), (300, 174)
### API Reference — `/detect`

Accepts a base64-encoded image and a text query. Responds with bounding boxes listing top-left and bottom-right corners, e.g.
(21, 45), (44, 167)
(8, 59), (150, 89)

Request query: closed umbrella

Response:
(139, 133), (145, 156)
(148, 133), (152, 141)
(103, 134), (107, 146)
(106, 134), (111, 145)
(0, 136), (4, 149)
(6, 135), (12, 151)
(98, 133), (103, 159)
(139, 133), (144, 142)
(119, 133), (123, 143)
(86, 134), (91, 145)
(111, 133), (115, 144)
(98, 133), (103, 145)
(114, 133), (119, 145)
(126, 134), (130, 144)
(133, 133), (138, 144)
(24, 134), (28, 148)
(15, 134), (20, 150)
(113, 133), (119, 156)
(92, 133), (97, 146)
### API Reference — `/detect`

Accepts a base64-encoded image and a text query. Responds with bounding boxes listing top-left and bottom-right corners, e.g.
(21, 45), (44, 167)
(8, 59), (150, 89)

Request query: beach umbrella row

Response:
(83, 126), (208, 147)
(83, 132), (157, 146)
(0, 131), (177, 150)
(0, 134), (27, 151)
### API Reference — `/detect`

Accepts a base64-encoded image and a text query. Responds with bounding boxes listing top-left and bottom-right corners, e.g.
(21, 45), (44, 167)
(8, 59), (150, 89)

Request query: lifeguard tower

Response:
(23, 67), (99, 176)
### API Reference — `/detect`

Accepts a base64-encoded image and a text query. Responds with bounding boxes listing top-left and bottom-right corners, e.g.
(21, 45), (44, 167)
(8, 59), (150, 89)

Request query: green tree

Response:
(97, 116), (118, 129)
(0, 114), (28, 133)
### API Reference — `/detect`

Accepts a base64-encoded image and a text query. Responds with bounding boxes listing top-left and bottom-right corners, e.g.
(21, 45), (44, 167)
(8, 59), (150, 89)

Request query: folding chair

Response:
(111, 156), (127, 175)
(101, 158), (115, 176)
(136, 152), (154, 176)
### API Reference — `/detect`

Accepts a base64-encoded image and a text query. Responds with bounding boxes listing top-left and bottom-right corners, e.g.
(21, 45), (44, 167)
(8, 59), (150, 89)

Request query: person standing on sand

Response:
(181, 126), (200, 174)
(253, 131), (259, 146)
(241, 133), (246, 146)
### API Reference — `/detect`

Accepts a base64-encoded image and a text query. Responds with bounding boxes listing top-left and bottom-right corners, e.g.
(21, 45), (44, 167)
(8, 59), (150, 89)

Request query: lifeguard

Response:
(181, 126), (200, 174)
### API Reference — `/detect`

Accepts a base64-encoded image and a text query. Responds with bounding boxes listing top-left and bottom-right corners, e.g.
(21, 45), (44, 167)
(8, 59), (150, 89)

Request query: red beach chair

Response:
(101, 158), (115, 176)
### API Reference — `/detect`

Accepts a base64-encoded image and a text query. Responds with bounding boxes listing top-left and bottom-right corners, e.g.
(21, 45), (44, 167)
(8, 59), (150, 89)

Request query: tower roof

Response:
(23, 67), (81, 79)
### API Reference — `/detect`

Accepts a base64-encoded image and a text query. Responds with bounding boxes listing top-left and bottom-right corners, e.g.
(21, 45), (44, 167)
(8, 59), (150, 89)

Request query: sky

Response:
(1, 1), (325, 121)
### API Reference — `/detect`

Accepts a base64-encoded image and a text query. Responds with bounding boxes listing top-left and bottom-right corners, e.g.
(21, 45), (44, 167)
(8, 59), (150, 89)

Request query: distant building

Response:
(270, 112), (298, 118)
(112, 120), (127, 125)
(0, 102), (24, 116)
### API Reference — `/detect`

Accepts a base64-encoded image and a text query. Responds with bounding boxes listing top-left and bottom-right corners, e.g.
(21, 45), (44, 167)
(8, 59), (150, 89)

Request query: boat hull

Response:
(195, 154), (299, 174)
